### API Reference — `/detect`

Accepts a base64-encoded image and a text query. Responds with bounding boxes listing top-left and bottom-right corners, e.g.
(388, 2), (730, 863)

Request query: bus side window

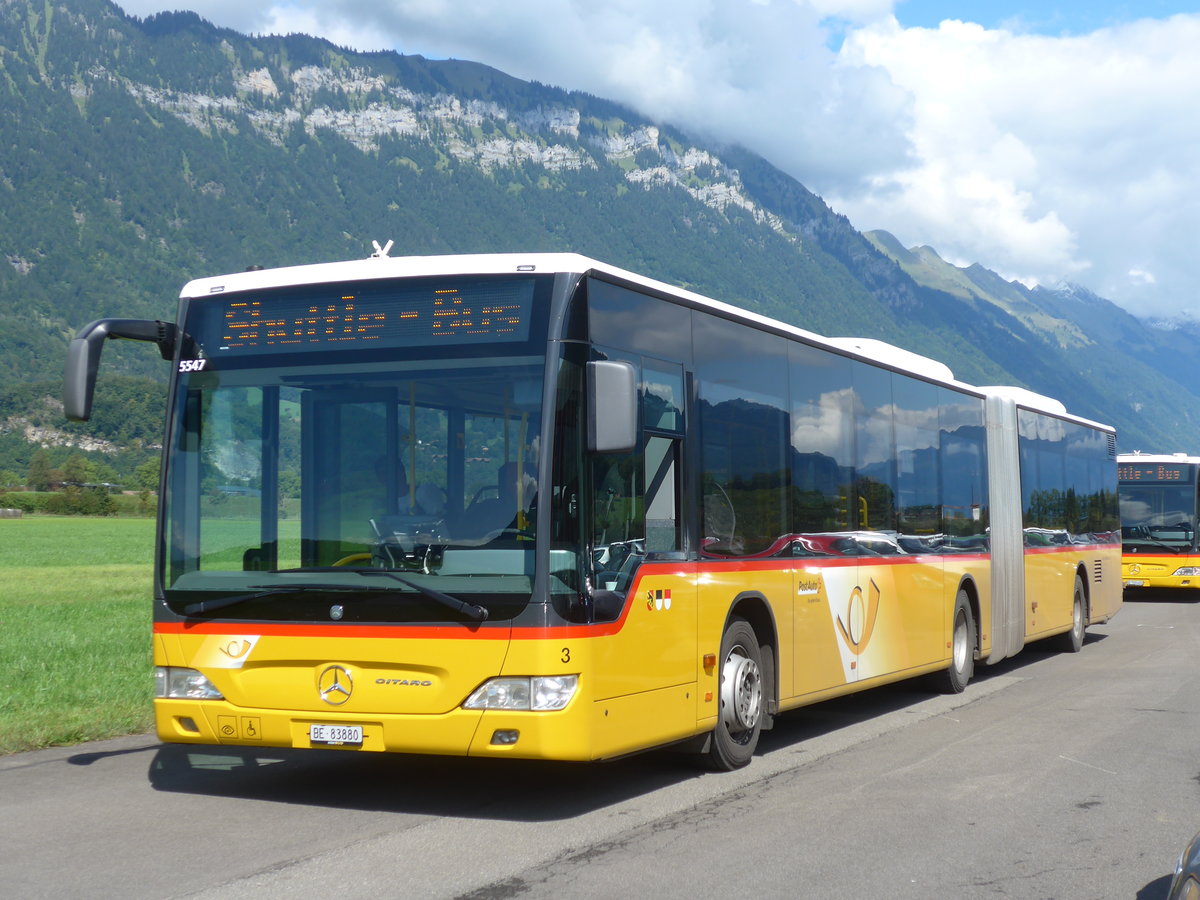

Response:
(641, 360), (684, 557)
(594, 453), (640, 547)
(592, 451), (643, 592)
(644, 435), (680, 555)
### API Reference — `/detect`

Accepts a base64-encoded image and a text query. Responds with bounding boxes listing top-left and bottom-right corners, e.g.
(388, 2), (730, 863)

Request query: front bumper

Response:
(155, 697), (598, 761)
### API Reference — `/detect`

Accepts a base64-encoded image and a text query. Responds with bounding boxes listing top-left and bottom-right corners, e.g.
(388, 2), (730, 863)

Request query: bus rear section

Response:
(1006, 397), (1123, 648)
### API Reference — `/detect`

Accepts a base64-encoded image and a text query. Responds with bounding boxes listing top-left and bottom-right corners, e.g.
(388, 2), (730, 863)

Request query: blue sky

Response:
(114, 1), (1200, 320)
(895, 1), (1200, 32)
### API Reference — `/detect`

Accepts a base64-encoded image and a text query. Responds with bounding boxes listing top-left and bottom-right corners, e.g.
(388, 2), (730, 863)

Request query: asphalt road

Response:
(3, 593), (1197, 899)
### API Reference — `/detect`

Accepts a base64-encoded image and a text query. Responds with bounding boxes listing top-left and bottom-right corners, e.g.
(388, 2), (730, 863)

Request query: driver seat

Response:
(462, 462), (536, 539)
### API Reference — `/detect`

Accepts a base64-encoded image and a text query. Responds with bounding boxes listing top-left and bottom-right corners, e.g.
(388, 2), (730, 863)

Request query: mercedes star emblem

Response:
(318, 664), (353, 705)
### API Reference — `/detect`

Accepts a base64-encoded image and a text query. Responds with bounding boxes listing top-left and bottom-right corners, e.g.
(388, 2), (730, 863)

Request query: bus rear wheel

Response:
(936, 591), (975, 694)
(703, 618), (764, 771)
(1056, 575), (1087, 653)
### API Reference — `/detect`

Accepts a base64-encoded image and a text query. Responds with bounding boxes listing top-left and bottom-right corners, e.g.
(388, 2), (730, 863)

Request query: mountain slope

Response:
(1, 0), (1198, 484)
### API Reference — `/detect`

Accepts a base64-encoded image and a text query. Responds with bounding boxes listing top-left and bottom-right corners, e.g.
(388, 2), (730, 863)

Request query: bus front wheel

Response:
(704, 618), (764, 771)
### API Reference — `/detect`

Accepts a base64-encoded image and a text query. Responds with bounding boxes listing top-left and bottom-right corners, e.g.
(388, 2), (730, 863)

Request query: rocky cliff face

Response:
(94, 51), (794, 240)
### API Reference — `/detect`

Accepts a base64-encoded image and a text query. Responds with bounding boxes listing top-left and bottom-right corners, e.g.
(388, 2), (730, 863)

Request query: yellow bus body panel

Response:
(1024, 548), (1079, 640)
(153, 544), (1115, 762)
(1122, 553), (1200, 591)
(1024, 545), (1122, 639)
(154, 624), (512, 755)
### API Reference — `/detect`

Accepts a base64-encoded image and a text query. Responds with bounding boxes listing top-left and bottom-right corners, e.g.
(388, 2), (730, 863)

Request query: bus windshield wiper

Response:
(1125, 537), (1186, 553)
(181, 588), (331, 619)
(183, 574), (489, 621)
(354, 570), (489, 622)
(182, 584), (367, 616)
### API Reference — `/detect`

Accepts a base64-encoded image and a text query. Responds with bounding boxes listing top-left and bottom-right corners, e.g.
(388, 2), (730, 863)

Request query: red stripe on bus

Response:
(153, 621), (509, 639)
(1024, 543), (1117, 556)
(155, 552), (995, 641)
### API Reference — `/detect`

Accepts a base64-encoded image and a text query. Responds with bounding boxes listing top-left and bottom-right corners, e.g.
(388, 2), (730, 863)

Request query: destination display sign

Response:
(193, 278), (537, 356)
(1117, 462), (1195, 483)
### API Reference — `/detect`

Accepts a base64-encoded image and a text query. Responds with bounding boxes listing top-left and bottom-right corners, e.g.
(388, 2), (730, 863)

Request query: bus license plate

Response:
(1124, 580), (1144, 587)
(310, 724), (363, 746)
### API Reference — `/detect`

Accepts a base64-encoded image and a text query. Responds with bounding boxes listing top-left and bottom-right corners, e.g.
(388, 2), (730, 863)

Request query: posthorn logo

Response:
(836, 579), (881, 656)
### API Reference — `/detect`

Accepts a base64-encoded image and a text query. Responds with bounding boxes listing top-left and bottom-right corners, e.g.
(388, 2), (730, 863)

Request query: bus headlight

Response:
(1174, 568), (1200, 577)
(463, 675), (578, 711)
(155, 667), (224, 700)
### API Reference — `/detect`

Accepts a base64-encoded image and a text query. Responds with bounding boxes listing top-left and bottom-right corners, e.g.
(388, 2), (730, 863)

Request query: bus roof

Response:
(977, 385), (1067, 416)
(1117, 452), (1200, 465)
(179, 251), (604, 299)
(179, 248), (1112, 431)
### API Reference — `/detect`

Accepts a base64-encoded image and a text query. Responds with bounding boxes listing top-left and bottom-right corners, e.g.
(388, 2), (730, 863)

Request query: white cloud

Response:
(114, 2), (1200, 319)
(832, 14), (1200, 317)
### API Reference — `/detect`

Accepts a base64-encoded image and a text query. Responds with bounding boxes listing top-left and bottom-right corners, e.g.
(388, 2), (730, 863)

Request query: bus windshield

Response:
(160, 279), (553, 622)
(1119, 481), (1199, 553)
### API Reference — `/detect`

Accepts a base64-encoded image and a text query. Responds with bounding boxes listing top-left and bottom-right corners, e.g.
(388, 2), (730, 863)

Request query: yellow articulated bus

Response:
(65, 250), (1122, 770)
(1118, 452), (1200, 592)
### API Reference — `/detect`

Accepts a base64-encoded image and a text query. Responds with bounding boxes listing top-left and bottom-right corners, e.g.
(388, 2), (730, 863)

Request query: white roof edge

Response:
(179, 250), (958, 384)
(179, 248), (838, 342)
(1117, 451), (1200, 464)
(179, 251), (604, 298)
(177, 249), (1106, 426)
(826, 338), (955, 383)
(981, 385), (1115, 430)
(979, 385), (1068, 415)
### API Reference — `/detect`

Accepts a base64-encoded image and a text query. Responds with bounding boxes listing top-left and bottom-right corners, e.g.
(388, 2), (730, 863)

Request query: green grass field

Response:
(0, 517), (157, 754)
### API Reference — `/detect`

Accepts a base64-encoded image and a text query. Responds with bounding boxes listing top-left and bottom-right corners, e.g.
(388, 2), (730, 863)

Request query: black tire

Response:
(1055, 575), (1087, 653)
(936, 590), (976, 694)
(703, 618), (764, 771)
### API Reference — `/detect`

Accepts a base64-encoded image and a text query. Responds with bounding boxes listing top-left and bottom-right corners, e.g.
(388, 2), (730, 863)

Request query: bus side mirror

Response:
(586, 360), (637, 454)
(64, 318), (177, 421)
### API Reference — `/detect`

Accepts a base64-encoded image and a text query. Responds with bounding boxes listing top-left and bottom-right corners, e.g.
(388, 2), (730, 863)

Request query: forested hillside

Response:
(2, 0), (1198, 488)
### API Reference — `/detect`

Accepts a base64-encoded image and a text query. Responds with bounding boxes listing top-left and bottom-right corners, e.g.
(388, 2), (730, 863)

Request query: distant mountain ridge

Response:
(864, 231), (1090, 350)
(865, 229), (1200, 447)
(2, 0), (1199, 484)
